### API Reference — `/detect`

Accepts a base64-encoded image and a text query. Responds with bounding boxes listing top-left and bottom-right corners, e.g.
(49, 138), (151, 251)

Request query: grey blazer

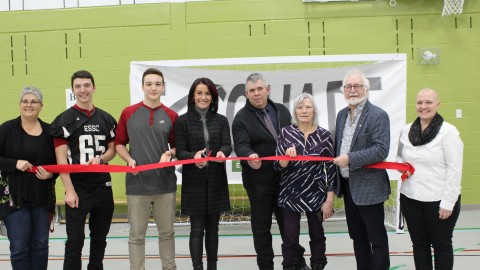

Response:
(335, 100), (391, 205)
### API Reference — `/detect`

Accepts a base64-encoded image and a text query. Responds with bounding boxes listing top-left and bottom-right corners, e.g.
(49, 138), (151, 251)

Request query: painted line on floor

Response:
(390, 264), (407, 270)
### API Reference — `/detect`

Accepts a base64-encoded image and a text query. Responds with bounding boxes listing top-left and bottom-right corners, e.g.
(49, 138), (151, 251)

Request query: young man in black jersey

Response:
(50, 70), (117, 270)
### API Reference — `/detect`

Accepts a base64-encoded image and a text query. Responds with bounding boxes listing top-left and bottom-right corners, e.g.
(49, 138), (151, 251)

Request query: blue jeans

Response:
(3, 205), (50, 270)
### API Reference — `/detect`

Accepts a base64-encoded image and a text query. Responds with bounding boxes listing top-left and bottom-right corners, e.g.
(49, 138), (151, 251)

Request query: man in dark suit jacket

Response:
(233, 73), (310, 270)
(333, 70), (391, 270)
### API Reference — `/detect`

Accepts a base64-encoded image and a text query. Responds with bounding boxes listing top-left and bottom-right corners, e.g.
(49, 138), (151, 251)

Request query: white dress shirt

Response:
(397, 122), (463, 210)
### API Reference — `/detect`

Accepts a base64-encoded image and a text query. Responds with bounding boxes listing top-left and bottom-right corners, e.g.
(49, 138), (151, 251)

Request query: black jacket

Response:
(175, 109), (232, 215)
(0, 117), (57, 218)
(232, 99), (291, 186)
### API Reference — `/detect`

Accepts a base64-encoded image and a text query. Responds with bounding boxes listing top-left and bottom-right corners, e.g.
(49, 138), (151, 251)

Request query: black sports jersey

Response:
(50, 105), (117, 187)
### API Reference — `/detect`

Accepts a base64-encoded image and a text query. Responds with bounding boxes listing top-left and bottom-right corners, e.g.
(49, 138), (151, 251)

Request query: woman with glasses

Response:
(174, 78), (232, 270)
(275, 93), (336, 270)
(0, 87), (57, 270)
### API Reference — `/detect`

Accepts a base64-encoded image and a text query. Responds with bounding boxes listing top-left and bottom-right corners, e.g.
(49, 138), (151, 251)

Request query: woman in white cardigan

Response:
(397, 88), (463, 270)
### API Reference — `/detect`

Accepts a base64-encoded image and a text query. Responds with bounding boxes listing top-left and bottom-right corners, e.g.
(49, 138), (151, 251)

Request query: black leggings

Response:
(189, 213), (221, 268)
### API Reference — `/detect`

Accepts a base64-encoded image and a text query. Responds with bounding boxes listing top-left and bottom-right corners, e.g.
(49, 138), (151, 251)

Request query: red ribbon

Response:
(28, 155), (414, 180)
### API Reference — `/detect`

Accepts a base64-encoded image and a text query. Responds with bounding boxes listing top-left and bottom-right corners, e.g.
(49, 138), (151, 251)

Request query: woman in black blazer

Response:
(175, 78), (232, 270)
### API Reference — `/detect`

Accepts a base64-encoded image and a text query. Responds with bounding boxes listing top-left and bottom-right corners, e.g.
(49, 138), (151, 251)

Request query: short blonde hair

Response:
(292, 93), (318, 126)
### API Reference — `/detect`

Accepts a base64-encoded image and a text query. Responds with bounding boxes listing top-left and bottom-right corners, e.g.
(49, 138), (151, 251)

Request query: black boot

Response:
(297, 257), (311, 270)
(207, 261), (217, 270)
(297, 247), (311, 270)
(190, 238), (204, 270)
(311, 261), (327, 270)
(190, 229), (204, 270)
(205, 220), (219, 270)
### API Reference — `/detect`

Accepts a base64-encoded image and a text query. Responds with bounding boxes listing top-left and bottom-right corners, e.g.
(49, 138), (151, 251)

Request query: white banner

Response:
(130, 55), (406, 184)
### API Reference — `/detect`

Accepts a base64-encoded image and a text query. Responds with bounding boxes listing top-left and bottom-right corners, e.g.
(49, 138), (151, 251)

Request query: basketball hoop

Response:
(442, 0), (464, 16)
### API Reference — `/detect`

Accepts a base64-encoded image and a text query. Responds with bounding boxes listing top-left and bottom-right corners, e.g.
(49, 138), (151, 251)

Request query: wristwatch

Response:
(97, 155), (104, 164)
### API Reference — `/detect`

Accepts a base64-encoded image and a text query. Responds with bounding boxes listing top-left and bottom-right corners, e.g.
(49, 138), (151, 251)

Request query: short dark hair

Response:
(142, 68), (164, 84)
(71, 70), (95, 89)
(187, 78), (219, 113)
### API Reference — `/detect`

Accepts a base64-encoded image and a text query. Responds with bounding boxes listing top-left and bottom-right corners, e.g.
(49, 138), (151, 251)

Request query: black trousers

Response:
(63, 186), (114, 270)
(189, 213), (221, 268)
(281, 209), (327, 267)
(342, 178), (390, 270)
(400, 194), (461, 270)
(245, 184), (284, 270)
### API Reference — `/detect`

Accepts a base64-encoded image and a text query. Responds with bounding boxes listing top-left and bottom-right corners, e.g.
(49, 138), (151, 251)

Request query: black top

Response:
(232, 99), (292, 187)
(50, 106), (117, 187)
(0, 117), (57, 219)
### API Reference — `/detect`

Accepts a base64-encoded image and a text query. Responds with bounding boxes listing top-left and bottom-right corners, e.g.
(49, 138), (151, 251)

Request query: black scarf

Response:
(408, 113), (444, 146)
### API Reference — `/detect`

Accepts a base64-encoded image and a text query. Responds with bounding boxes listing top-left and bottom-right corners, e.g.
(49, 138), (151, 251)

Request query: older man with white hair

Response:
(333, 70), (391, 270)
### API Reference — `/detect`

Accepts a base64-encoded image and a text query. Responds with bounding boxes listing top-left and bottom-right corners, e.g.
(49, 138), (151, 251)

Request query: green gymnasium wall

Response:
(0, 0), (479, 206)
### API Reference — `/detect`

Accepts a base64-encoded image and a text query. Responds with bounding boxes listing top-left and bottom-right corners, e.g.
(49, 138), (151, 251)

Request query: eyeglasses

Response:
(343, 84), (364, 91)
(20, 99), (41, 106)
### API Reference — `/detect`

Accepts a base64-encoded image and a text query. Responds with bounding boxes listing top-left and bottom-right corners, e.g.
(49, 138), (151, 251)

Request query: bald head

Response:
(416, 88), (440, 123)
(417, 88), (439, 102)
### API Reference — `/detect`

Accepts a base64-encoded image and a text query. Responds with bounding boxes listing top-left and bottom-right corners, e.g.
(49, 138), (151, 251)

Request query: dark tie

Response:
(262, 109), (278, 139)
